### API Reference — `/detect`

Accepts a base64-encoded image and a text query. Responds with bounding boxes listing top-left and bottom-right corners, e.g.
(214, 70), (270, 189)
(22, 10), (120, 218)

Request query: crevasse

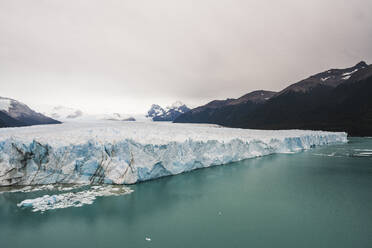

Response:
(0, 122), (347, 186)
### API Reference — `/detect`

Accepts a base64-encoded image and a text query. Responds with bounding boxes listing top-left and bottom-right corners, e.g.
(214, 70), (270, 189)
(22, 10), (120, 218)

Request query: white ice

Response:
(341, 69), (359, 80)
(321, 76), (331, 82)
(342, 69), (358, 76)
(342, 75), (352, 80)
(17, 185), (133, 212)
(0, 98), (12, 112)
(0, 121), (348, 186)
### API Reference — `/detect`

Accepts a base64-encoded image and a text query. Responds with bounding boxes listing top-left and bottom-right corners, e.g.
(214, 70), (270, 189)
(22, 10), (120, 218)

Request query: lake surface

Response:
(1, 137), (372, 248)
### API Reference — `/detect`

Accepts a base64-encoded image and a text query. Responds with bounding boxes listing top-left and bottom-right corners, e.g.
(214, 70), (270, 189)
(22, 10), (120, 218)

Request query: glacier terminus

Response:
(0, 121), (347, 186)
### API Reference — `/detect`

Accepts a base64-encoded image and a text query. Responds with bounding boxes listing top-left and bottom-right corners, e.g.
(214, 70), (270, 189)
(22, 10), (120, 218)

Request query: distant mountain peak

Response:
(44, 105), (84, 121)
(355, 61), (368, 68)
(0, 96), (60, 128)
(146, 104), (165, 118)
(147, 102), (190, 121)
(278, 61), (369, 95)
(174, 60), (372, 136)
(229, 90), (277, 105)
(173, 90), (277, 123)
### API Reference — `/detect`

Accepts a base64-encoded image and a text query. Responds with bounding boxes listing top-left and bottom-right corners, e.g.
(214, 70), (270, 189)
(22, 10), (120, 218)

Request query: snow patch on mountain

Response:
(342, 69), (359, 76)
(0, 97), (60, 127)
(0, 97), (31, 118)
(321, 76), (331, 82)
(146, 104), (165, 118)
(0, 98), (12, 112)
(279, 61), (368, 94)
(341, 69), (359, 80)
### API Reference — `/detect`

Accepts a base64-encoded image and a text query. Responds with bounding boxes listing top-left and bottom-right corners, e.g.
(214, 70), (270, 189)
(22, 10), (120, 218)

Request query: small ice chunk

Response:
(145, 237), (151, 242)
(358, 152), (372, 156)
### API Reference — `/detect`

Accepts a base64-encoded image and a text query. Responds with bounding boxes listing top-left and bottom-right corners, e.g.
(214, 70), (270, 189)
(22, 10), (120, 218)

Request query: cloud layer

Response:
(1, 0), (371, 113)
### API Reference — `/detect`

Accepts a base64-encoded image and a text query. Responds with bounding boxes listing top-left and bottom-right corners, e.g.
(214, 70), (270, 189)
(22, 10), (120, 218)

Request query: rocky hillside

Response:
(174, 90), (276, 125)
(0, 97), (61, 128)
(174, 61), (372, 136)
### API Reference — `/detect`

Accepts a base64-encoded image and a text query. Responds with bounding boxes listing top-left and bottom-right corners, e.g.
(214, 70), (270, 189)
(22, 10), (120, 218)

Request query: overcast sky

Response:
(1, 0), (371, 114)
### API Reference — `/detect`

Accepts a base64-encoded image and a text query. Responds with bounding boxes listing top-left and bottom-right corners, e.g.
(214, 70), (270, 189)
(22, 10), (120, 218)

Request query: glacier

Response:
(0, 121), (347, 186)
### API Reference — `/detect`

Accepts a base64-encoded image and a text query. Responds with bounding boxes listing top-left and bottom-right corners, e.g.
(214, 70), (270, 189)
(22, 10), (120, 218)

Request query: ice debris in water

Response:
(17, 185), (133, 212)
(353, 149), (372, 156)
(145, 237), (151, 242)
(0, 184), (85, 194)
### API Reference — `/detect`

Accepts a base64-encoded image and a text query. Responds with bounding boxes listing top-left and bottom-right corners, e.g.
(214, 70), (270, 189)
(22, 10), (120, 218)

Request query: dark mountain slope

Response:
(277, 61), (367, 95)
(174, 90), (276, 124)
(174, 62), (372, 136)
(229, 64), (372, 136)
(0, 111), (25, 128)
(0, 97), (61, 128)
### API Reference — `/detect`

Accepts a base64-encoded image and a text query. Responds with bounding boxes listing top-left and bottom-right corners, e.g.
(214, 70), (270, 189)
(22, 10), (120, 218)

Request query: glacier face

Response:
(0, 122), (347, 186)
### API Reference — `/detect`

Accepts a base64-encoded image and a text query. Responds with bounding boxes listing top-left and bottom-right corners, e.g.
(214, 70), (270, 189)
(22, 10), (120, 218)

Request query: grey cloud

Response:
(0, 0), (371, 113)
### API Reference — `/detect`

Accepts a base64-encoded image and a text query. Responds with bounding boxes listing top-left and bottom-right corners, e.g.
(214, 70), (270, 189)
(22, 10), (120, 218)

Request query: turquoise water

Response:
(1, 137), (372, 248)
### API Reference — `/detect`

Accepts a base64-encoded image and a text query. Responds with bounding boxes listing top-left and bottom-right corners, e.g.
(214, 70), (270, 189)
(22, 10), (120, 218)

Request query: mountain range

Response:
(43, 106), (84, 121)
(174, 61), (372, 136)
(0, 97), (60, 128)
(42, 106), (144, 122)
(2, 61), (371, 135)
(147, 101), (190, 121)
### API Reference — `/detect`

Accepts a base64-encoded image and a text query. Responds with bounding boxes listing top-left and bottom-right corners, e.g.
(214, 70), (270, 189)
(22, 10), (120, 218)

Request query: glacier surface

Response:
(0, 121), (347, 186)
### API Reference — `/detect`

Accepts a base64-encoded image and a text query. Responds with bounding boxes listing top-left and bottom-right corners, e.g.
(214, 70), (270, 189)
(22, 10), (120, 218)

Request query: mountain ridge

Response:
(0, 97), (61, 128)
(174, 61), (372, 136)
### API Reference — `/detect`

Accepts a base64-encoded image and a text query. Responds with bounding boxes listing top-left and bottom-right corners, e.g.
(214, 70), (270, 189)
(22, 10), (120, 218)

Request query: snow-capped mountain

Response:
(146, 101), (190, 121)
(0, 97), (60, 128)
(99, 113), (138, 121)
(278, 61), (368, 95)
(43, 106), (84, 121)
(146, 104), (166, 119)
(41, 105), (147, 122)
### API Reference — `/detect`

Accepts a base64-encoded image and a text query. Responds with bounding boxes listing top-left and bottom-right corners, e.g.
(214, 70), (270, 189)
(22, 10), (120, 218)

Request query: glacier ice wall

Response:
(0, 122), (347, 186)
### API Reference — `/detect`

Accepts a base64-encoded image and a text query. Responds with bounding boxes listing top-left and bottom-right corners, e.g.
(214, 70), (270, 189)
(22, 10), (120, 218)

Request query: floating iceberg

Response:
(17, 185), (133, 212)
(0, 121), (347, 186)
